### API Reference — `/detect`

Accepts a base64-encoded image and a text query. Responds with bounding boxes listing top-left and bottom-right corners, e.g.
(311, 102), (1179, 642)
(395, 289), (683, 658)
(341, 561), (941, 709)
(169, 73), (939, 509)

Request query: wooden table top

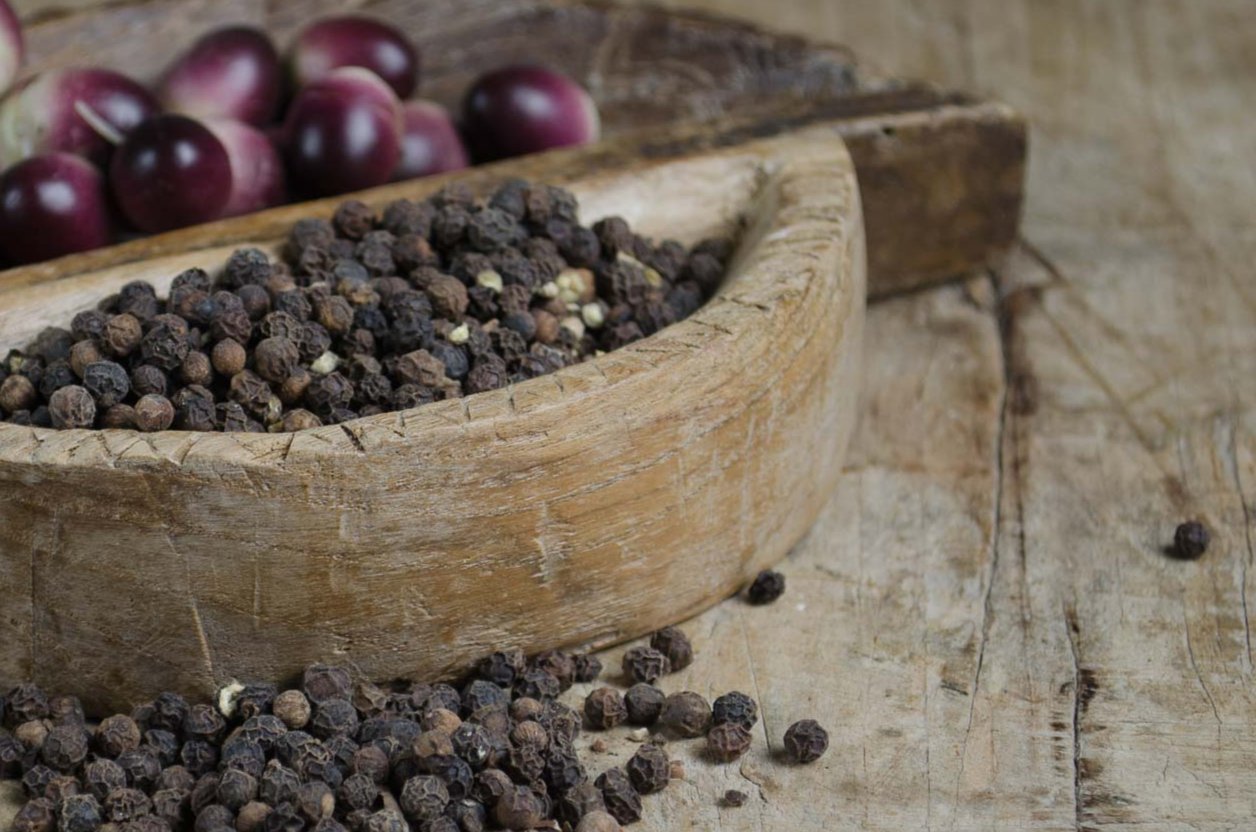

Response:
(2, 0), (1253, 828)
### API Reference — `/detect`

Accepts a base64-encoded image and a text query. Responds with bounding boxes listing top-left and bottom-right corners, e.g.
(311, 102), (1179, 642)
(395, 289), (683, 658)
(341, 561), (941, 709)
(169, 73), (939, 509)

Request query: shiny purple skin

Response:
(462, 65), (599, 161)
(290, 16), (419, 99)
(205, 119), (286, 218)
(282, 67), (401, 198)
(0, 153), (112, 265)
(0, 68), (159, 168)
(109, 114), (232, 233)
(158, 26), (282, 127)
(0, 0), (23, 98)
(392, 100), (468, 181)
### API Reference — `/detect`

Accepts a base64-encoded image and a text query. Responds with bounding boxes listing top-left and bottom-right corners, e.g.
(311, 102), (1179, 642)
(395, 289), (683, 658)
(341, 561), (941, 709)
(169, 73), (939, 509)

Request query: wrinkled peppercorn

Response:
(621, 646), (671, 684)
(707, 723), (753, 762)
(594, 768), (641, 826)
(711, 691), (758, 731)
(625, 743), (669, 794)
(747, 570), (786, 605)
(583, 689), (627, 731)
(783, 719), (829, 764)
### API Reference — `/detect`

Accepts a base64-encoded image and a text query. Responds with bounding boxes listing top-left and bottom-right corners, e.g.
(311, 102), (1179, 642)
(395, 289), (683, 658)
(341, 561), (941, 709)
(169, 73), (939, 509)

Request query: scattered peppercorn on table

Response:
(2, 0), (1255, 831)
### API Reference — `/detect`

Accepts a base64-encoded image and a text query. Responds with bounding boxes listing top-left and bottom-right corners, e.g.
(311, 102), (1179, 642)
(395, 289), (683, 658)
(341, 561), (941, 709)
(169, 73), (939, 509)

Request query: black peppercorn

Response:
(747, 570), (786, 605)
(783, 719), (829, 764)
(621, 646), (671, 684)
(40, 723), (89, 771)
(493, 785), (545, 830)
(399, 775), (449, 823)
(582, 689), (627, 731)
(660, 692), (711, 738)
(711, 691), (758, 731)
(48, 385), (95, 428)
(104, 787), (153, 822)
(624, 684), (665, 727)
(593, 768), (641, 826)
(1173, 521), (1209, 560)
(625, 743), (669, 794)
(11, 797), (55, 832)
(649, 626), (694, 671)
(94, 714), (141, 757)
(707, 722), (753, 762)
(57, 794), (102, 832)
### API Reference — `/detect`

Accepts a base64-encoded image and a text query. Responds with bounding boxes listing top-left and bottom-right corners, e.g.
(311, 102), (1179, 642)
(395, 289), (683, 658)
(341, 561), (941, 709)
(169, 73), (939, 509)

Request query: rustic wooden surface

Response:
(0, 131), (866, 717)
(3, 1), (1254, 831)
(0, 0), (1025, 298)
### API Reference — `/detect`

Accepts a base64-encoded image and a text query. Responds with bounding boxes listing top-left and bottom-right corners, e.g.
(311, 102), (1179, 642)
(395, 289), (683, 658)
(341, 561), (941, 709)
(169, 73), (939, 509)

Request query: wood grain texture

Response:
(0, 0), (1025, 297)
(2, 0), (1254, 829)
(0, 131), (866, 715)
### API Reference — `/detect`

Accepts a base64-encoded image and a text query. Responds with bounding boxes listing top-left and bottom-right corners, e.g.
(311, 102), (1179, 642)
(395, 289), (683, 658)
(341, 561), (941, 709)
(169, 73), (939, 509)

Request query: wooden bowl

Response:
(0, 131), (864, 713)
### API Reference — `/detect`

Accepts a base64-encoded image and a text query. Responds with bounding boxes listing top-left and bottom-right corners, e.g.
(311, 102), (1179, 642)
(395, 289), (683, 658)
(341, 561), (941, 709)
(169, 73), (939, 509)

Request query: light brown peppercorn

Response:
(314, 295), (355, 335)
(15, 720), (49, 749)
(420, 708), (462, 735)
(273, 690), (311, 729)
(134, 395), (175, 432)
(660, 692), (711, 738)
(394, 350), (448, 388)
(94, 715), (141, 758)
(531, 308), (560, 345)
(281, 409), (323, 432)
(101, 314), (142, 358)
(583, 688), (627, 730)
(707, 723), (752, 762)
(180, 352), (214, 387)
(425, 275), (469, 320)
(48, 385), (96, 429)
(235, 801), (271, 832)
(253, 338), (300, 384)
(278, 368), (312, 406)
(211, 339), (247, 377)
(576, 809), (622, 832)
(0, 373), (37, 413)
(493, 786), (544, 830)
(510, 721), (549, 750)
(101, 405), (138, 429)
(412, 730), (454, 760)
(509, 698), (543, 723)
(68, 340), (104, 378)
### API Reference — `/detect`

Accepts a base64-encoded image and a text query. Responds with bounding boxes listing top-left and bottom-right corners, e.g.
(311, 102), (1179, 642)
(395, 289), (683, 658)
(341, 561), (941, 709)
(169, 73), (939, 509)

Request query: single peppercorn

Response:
(624, 684), (665, 727)
(399, 775), (449, 823)
(57, 794), (101, 832)
(747, 569), (786, 605)
(594, 768), (641, 826)
(493, 785), (545, 830)
(583, 688), (627, 731)
(41, 723), (89, 770)
(48, 385), (96, 428)
(660, 692), (711, 738)
(1173, 521), (1210, 560)
(783, 719), (829, 764)
(711, 691), (759, 731)
(707, 722), (753, 762)
(134, 395), (175, 432)
(11, 797), (55, 832)
(621, 646), (671, 684)
(649, 626), (694, 671)
(625, 743), (669, 794)
(573, 654), (604, 683)
(94, 714), (141, 757)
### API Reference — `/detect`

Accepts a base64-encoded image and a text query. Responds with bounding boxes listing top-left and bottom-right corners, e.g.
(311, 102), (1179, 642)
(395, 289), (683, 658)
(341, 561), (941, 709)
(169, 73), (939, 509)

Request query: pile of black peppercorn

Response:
(0, 180), (731, 432)
(0, 623), (827, 832)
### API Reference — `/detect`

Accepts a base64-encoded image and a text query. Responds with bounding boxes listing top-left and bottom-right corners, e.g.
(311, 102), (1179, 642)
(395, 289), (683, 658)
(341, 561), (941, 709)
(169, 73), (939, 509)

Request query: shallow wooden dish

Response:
(4, 0), (1025, 298)
(0, 131), (864, 714)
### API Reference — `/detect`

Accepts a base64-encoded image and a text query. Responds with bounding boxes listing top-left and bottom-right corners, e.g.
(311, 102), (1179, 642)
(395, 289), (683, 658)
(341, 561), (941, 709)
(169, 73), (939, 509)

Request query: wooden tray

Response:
(5, 0), (1026, 298)
(0, 131), (863, 713)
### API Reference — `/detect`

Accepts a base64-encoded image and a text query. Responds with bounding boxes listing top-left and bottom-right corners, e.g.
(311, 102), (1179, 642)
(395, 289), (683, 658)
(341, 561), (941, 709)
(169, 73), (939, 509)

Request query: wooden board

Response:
(0, 130), (865, 716)
(0, 0), (1026, 298)
(4, 0), (1254, 830)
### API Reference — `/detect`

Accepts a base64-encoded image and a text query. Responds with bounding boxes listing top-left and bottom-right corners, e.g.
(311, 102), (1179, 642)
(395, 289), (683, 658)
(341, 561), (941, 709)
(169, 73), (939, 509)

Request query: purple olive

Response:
(462, 65), (599, 161)
(393, 100), (468, 181)
(282, 67), (401, 198)
(206, 119), (286, 219)
(109, 114), (231, 233)
(0, 153), (113, 265)
(289, 16), (419, 99)
(0, 0), (23, 98)
(0, 68), (159, 169)
(157, 26), (282, 127)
